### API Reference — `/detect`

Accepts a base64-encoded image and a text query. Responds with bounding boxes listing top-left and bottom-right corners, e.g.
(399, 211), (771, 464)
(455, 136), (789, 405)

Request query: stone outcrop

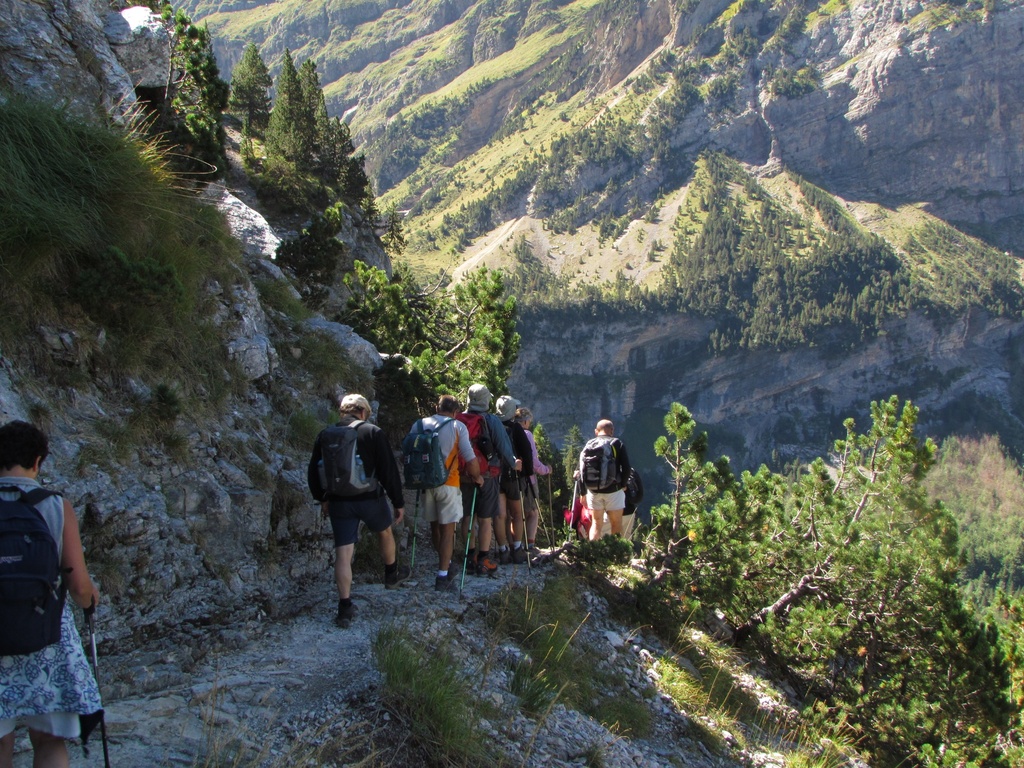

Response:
(0, 1), (169, 122)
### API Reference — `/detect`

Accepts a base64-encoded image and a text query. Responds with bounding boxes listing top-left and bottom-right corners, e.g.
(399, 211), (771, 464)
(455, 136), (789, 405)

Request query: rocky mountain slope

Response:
(0, 3), (1014, 764)
(183, 0), (1024, 257)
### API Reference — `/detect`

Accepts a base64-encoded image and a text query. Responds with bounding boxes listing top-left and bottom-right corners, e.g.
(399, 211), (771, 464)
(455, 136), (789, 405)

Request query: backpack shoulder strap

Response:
(22, 488), (59, 506)
(0, 486), (58, 506)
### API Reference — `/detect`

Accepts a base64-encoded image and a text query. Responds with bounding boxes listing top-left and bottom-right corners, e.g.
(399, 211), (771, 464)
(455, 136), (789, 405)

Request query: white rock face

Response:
(203, 184), (282, 262)
(105, 6), (171, 90)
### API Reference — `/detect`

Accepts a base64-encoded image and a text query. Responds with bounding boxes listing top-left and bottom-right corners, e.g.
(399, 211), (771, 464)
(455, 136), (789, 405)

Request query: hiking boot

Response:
(335, 601), (356, 627)
(511, 546), (528, 564)
(498, 548), (513, 565)
(435, 573), (459, 592)
(384, 564), (411, 589)
(474, 556), (498, 577)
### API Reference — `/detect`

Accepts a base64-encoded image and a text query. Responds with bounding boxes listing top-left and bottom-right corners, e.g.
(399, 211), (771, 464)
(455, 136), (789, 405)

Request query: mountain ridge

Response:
(180, 0), (1024, 266)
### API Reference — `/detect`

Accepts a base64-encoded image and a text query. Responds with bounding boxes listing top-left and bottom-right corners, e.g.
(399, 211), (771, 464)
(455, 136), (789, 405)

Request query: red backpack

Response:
(456, 412), (498, 477)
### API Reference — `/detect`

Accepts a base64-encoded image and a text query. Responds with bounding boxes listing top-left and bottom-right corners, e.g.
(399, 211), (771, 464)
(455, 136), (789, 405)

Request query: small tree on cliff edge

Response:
(264, 49), (307, 164)
(344, 262), (519, 409)
(164, 9), (229, 179)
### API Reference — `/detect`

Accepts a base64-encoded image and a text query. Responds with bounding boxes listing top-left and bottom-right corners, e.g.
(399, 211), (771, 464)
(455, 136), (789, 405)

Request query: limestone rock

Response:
(0, 0), (137, 122)
(204, 184), (283, 263)
(105, 6), (171, 90)
(303, 317), (383, 374)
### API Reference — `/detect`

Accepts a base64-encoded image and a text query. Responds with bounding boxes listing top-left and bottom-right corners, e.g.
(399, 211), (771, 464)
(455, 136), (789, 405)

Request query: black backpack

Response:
(317, 421), (379, 497)
(0, 485), (65, 655)
(402, 417), (456, 490)
(580, 436), (620, 492)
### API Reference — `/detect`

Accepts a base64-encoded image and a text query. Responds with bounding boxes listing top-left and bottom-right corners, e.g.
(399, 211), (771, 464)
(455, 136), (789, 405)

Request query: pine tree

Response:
(265, 49), (306, 163)
(561, 425), (583, 493)
(165, 10), (229, 178)
(296, 59), (325, 173)
(228, 42), (272, 134)
(343, 264), (518, 399)
(729, 397), (1012, 764)
(381, 204), (406, 256)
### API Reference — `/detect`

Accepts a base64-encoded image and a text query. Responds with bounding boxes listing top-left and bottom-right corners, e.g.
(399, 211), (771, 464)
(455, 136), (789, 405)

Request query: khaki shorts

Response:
(586, 489), (625, 512)
(423, 484), (463, 525)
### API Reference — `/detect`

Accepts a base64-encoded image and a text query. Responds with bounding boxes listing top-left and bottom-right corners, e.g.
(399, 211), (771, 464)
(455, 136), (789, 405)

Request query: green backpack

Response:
(402, 418), (456, 490)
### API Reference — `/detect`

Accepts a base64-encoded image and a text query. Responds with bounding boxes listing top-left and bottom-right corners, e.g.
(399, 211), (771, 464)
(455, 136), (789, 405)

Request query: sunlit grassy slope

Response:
(180, 0), (1022, 313)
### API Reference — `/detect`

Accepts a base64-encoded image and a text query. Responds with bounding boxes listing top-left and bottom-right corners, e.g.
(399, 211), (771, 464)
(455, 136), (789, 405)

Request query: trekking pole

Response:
(569, 480), (579, 539)
(459, 486), (478, 594)
(410, 490), (420, 569)
(543, 473), (554, 548)
(84, 602), (112, 768)
(517, 470), (532, 572)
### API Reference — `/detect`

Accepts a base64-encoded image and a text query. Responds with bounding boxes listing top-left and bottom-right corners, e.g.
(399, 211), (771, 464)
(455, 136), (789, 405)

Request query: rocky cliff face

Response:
(0, 203), (386, 697)
(512, 309), (1024, 471)
(0, 0), (168, 122)
(759, 0), (1024, 241)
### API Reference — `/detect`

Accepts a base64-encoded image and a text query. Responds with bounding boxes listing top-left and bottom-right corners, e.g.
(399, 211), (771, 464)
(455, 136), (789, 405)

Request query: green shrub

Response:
(568, 536), (633, 567)
(770, 67), (820, 98)
(72, 246), (185, 330)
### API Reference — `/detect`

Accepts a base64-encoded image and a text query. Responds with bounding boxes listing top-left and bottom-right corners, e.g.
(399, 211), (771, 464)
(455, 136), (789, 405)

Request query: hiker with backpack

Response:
(456, 384), (518, 576)
(515, 406), (551, 551)
(0, 420), (103, 768)
(402, 395), (483, 592)
(577, 419), (632, 540)
(494, 396), (532, 564)
(308, 394), (410, 627)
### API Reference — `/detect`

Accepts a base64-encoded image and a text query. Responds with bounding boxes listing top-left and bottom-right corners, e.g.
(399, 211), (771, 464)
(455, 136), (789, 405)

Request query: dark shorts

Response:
(461, 475), (499, 520)
(498, 473), (523, 501)
(327, 495), (394, 547)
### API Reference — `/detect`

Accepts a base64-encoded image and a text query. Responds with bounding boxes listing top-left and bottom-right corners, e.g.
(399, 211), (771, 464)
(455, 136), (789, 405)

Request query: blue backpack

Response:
(0, 486), (65, 655)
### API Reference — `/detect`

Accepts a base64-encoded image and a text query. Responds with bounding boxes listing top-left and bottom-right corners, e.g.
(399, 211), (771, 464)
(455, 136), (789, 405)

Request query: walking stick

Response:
(518, 471), (532, 572)
(539, 473), (554, 548)
(84, 602), (112, 768)
(410, 490), (420, 569)
(459, 486), (478, 594)
(569, 479), (579, 539)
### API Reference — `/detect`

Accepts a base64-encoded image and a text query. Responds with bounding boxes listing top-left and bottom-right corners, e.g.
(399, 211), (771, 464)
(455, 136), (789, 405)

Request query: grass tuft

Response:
(372, 624), (493, 766)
